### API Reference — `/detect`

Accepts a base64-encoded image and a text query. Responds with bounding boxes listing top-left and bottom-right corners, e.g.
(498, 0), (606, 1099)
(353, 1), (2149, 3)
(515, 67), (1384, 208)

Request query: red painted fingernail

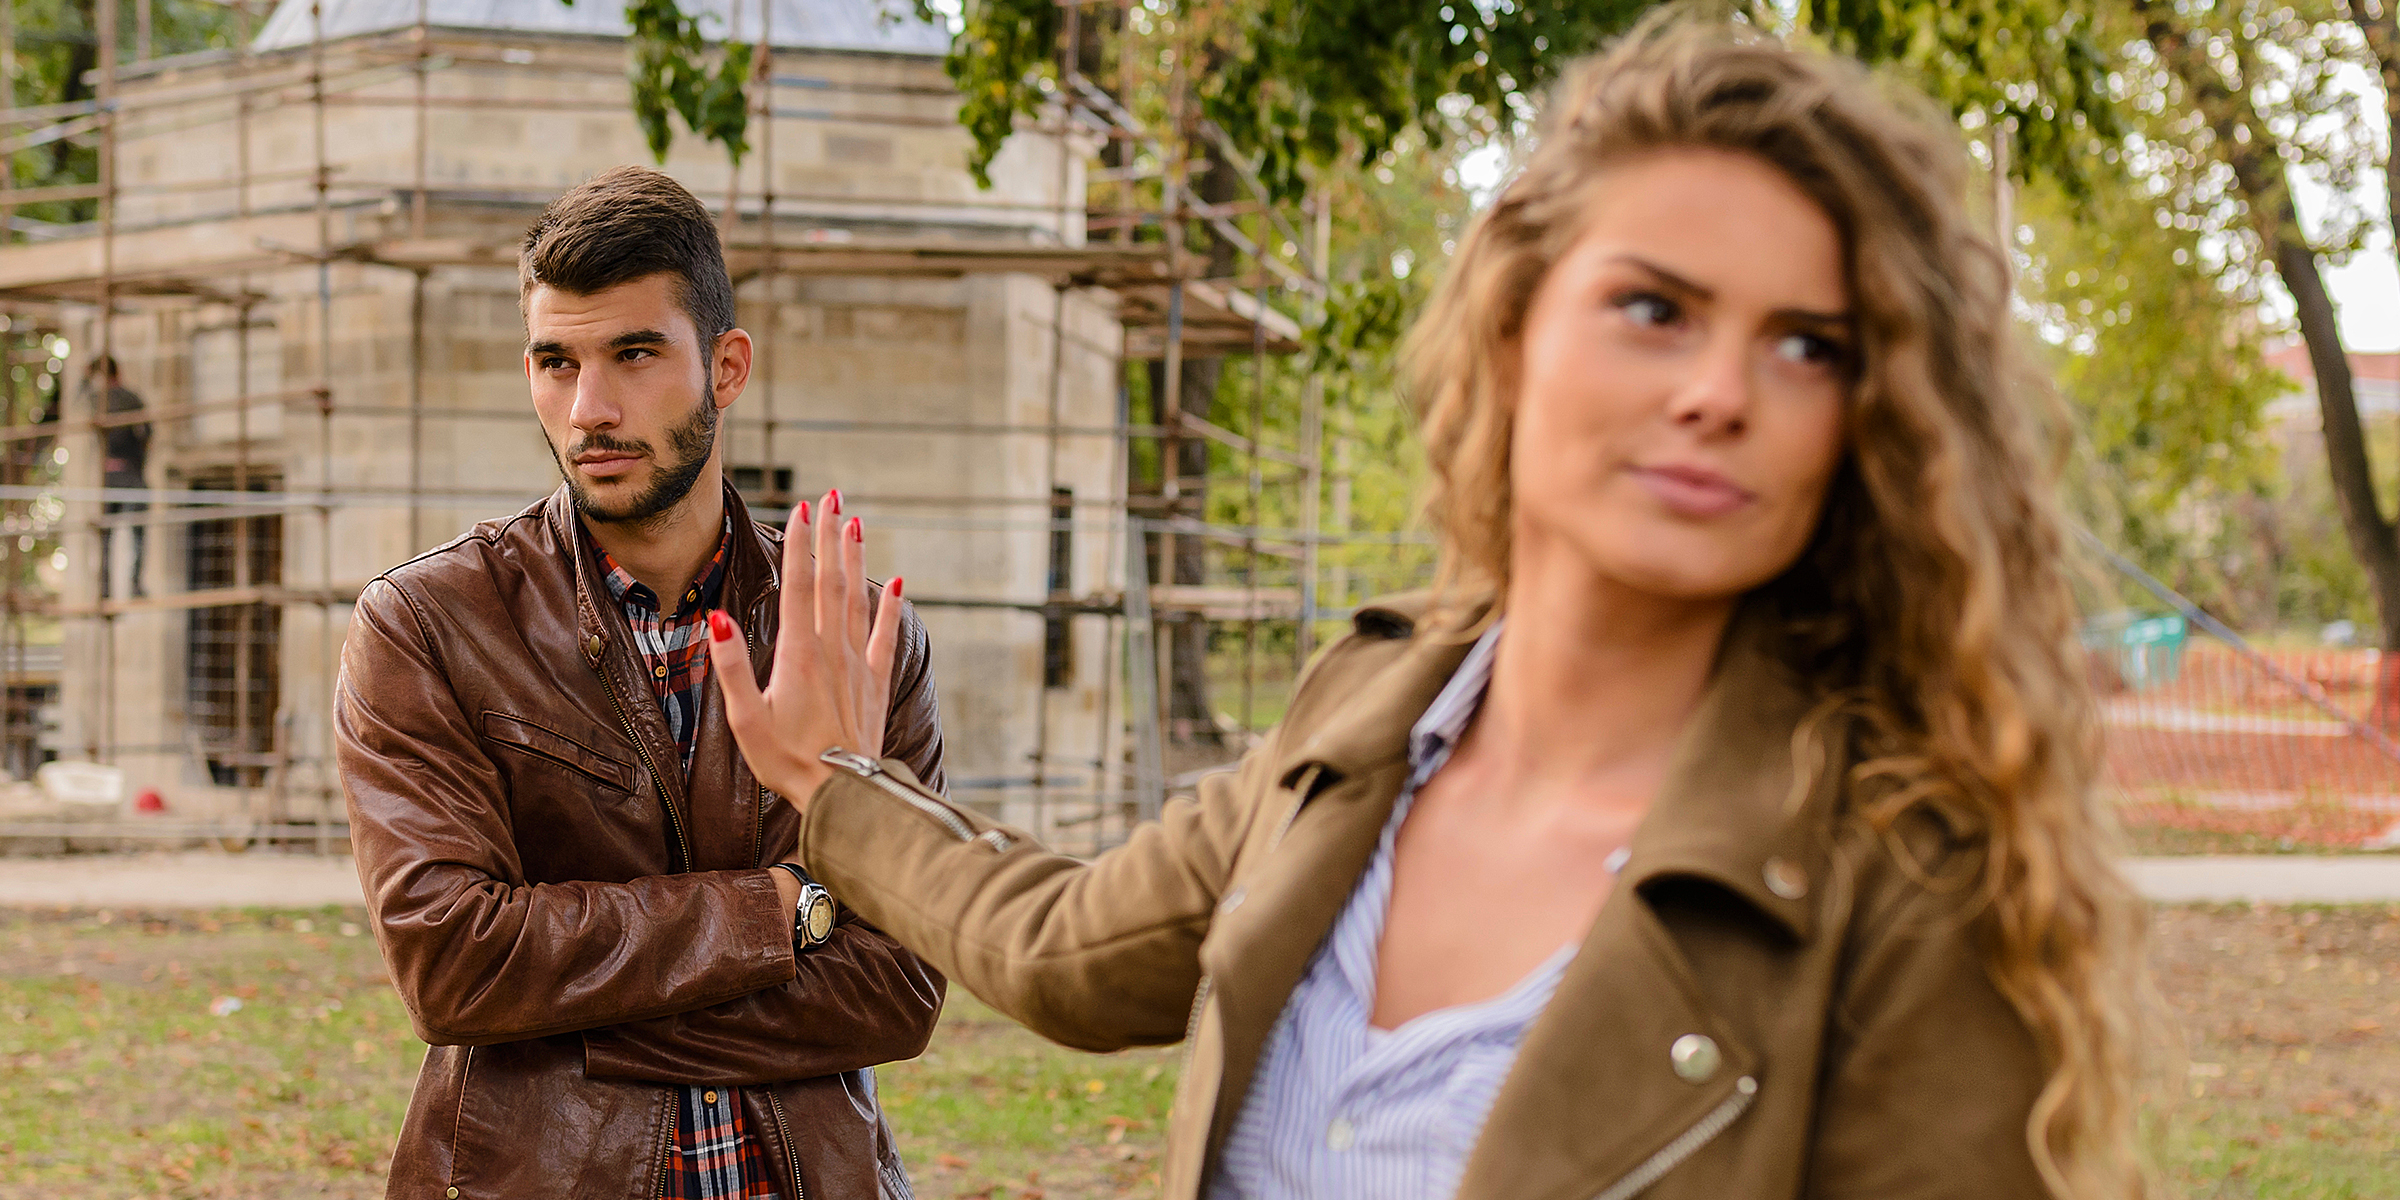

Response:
(829, 489), (842, 515)
(847, 517), (862, 543)
(796, 500), (810, 525)
(708, 610), (733, 640)
(888, 576), (903, 599)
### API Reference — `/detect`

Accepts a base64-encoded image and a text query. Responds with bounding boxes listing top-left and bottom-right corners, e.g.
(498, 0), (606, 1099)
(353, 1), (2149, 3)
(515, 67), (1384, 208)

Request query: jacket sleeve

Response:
(338, 578), (801, 1047)
(577, 626), (950, 1084)
(790, 738), (1277, 1053)
(1803, 832), (2050, 1198)
(579, 908), (946, 1084)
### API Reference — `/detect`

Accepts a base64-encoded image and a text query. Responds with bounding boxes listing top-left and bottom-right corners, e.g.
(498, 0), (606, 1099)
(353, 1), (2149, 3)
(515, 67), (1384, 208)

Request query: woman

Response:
(710, 23), (2146, 1200)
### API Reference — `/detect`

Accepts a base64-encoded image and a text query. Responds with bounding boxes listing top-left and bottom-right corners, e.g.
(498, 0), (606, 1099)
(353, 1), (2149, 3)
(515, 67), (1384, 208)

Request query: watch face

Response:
(803, 893), (836, 943)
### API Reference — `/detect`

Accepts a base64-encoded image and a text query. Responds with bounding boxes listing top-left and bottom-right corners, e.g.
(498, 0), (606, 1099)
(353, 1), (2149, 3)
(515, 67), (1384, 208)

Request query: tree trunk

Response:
(2142, 0), (2400, 719)
(1146, 118), (1246, 748)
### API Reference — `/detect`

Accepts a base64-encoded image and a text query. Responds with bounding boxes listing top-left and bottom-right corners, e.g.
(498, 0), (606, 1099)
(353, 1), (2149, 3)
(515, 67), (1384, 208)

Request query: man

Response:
(88, 356), (149, 598)
(336, 165), (946, 1200)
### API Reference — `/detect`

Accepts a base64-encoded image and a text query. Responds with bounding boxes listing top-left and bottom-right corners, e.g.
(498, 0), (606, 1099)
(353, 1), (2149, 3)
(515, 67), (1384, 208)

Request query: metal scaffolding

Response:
(0, 0), (1412, 856)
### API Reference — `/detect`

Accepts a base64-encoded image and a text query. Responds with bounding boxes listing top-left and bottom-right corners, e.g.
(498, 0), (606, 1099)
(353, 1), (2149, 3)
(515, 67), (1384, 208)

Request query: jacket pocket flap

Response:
(482, 712), (642, 794)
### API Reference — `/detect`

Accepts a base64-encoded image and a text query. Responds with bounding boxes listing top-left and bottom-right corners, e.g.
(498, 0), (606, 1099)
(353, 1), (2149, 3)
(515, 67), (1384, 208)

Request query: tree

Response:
(2, 0), (236, 228)
(2083, 0), (2400, 715)
(568, 0), (754, 164)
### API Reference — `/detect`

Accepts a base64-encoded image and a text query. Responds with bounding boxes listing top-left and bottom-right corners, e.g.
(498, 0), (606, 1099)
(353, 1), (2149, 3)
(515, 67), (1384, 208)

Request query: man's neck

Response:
(583, 469), (727, 602)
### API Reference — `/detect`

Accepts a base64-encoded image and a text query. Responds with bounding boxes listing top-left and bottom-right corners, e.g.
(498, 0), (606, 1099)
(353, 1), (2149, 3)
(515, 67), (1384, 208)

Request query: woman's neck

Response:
(1471, 548), (1737, 799)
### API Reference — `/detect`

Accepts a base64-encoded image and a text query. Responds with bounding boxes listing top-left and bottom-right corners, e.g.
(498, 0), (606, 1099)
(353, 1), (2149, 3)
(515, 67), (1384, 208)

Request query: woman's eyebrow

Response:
(1606, 253), (1852, 326)
(1606, 253), (1712, 300)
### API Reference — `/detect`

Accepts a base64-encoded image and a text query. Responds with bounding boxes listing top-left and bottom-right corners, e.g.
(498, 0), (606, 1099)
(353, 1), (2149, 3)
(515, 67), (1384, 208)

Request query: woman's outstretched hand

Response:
(708, 488), (905, 811)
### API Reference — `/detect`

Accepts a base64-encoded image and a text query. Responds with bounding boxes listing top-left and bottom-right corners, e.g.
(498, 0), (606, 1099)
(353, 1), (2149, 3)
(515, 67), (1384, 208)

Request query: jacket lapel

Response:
(1452, 605), (1840, 1200)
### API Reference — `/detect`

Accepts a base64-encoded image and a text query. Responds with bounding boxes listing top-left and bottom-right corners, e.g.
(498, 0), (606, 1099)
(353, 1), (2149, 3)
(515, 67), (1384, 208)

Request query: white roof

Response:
(253, 0), (950, 55)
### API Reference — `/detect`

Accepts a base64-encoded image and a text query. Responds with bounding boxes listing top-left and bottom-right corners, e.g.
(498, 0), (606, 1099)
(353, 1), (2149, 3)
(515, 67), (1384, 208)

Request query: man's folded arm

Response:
(580, 616), (954, 1082)
(338, 578), (799, 1047)
(581, 909), (944, 1084)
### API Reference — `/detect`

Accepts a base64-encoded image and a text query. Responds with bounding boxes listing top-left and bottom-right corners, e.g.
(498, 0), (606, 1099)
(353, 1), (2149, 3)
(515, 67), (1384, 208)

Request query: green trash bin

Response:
(2081, 611), (2188, 690)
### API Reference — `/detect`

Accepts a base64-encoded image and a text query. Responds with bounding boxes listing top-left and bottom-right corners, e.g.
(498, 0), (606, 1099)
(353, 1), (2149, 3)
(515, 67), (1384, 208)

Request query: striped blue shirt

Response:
(1213, 622), (1577, 1200)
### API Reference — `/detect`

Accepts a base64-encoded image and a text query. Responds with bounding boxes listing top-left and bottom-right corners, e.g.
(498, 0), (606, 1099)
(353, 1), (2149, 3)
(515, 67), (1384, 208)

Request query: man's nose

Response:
(567, 372), (623, 435)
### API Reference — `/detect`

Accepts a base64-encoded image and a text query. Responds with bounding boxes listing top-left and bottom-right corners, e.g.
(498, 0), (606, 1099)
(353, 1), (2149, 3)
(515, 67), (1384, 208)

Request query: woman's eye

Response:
(1774, 332), (1847, 368)
(1613, 291), (1680, 327)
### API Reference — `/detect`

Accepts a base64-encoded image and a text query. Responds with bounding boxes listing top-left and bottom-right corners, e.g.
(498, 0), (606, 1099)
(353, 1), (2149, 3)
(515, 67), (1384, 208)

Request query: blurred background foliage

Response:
(626, 0), (2386, 668)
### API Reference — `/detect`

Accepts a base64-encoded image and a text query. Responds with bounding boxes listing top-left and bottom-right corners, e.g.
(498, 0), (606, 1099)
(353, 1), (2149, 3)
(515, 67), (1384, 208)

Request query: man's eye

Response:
(621, 347), (657, 362)
(1613, 291), (1680, 327)
(539, 357), (573, 371)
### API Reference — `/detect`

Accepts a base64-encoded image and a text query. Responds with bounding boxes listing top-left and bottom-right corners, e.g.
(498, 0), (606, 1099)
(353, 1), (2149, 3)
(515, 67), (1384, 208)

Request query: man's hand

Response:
(709, 488), (905, 812)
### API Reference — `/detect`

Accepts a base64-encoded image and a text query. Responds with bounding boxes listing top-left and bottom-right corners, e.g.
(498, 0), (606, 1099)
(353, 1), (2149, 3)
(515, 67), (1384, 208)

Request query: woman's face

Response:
(1509, 148), (1852, 605)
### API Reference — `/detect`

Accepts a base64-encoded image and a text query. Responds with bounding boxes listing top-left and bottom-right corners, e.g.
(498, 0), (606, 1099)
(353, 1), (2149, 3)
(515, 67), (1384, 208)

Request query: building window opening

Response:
(1044, 486), (1074, 690)
(186, 476), (281, 787)
(731, 465), (794, 506)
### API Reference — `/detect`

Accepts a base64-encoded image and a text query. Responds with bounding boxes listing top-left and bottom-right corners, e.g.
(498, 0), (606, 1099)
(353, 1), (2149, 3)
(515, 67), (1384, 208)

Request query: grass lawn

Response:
(2, 901), (2396, 1199)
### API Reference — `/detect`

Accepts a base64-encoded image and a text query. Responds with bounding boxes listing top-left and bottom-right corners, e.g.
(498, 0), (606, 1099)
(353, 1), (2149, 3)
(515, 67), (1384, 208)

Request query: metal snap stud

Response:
(584, 633), (604, 658)
(1670, 1033), (1721, 1083)
(1763, 857), (1808, 900)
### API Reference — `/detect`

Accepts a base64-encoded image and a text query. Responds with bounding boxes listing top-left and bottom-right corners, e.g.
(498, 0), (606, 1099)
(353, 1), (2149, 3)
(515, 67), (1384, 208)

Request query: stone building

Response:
(0, 0), (1166, 834)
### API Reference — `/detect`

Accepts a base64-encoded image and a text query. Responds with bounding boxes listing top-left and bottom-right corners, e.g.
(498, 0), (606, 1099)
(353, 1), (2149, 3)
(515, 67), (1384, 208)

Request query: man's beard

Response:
(547, 388), (720, 529)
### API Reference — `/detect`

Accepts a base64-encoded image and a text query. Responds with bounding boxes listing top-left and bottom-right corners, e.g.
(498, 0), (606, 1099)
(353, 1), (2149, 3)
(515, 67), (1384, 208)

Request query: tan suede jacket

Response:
(337, 482), (946, 1200)
(794, 593), (2053, 1200)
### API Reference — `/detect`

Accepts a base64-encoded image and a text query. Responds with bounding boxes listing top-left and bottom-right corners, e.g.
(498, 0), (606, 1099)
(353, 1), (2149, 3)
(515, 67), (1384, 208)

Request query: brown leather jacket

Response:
(336, 482), (947, 1200)
(792, 593), (2056, 1200)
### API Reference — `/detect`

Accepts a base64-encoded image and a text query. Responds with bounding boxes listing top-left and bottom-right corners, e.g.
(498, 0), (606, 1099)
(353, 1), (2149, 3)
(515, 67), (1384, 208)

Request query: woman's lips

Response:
(1631, 464), (1755, 517)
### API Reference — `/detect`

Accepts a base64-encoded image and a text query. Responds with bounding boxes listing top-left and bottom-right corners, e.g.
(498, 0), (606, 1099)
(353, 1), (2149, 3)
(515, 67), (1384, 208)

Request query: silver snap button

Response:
(1219, 888), (1246, 914)
(1763, 857), (1808, 900)
(1670, 1033), (1721, 1083)
(1325, 1116), (1355, 1151)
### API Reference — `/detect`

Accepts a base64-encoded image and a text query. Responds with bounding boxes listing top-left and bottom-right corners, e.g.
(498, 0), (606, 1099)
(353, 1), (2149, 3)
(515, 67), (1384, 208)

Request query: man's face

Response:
(524, 273), (743, 527)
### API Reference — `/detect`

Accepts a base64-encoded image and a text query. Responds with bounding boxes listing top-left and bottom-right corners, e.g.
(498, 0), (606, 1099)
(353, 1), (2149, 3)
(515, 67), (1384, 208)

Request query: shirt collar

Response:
(591, 515), (732, 617)
(1404, 619), (1503, 789)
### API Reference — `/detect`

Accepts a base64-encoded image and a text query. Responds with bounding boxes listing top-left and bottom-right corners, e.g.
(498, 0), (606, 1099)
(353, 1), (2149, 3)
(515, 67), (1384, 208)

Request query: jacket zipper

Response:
(1587, 1076), (1758, 1200)
(596, 657), (691, 873)
(652, 1088), (679, 1199)
(819, 749), (1012, 851)
(765, 1088), (808, 1200)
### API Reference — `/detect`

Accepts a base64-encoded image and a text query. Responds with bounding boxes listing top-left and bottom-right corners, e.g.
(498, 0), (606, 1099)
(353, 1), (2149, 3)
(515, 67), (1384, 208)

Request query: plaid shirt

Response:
(593, 522), (783, 1200)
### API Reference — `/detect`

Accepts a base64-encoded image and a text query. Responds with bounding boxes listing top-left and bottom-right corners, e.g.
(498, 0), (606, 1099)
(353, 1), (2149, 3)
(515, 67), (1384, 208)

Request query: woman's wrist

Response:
(779, 758), (836, 811)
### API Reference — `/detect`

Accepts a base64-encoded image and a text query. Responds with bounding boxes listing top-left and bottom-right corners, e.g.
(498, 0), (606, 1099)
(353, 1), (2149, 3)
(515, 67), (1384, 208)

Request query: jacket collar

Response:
(1271, 590), (1485, 795)
(1620, 602), (1837, 944)
(1269, 590), (1844, 945)
(551, 477), (779, 644)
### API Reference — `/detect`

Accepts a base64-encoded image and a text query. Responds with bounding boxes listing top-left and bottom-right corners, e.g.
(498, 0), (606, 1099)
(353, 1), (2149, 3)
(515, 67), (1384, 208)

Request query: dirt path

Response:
(0, 850), (364, 909)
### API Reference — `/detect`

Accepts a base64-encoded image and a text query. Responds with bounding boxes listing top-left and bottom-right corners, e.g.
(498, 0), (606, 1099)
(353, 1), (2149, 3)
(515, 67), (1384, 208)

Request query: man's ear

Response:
(712, 328), (754, 410)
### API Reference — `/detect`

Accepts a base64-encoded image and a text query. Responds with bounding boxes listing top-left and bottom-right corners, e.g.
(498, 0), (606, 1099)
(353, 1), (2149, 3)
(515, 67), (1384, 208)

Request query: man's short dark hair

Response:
(519, 165), (736, 342)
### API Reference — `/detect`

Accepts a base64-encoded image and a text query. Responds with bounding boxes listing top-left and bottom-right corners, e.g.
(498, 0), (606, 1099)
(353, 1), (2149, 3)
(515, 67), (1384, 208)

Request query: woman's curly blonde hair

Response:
(1404, 22), (2147, 1200)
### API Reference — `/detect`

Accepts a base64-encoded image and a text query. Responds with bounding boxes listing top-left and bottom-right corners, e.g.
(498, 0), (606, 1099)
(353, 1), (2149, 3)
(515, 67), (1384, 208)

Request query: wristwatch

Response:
(770, 862), (836, 951)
